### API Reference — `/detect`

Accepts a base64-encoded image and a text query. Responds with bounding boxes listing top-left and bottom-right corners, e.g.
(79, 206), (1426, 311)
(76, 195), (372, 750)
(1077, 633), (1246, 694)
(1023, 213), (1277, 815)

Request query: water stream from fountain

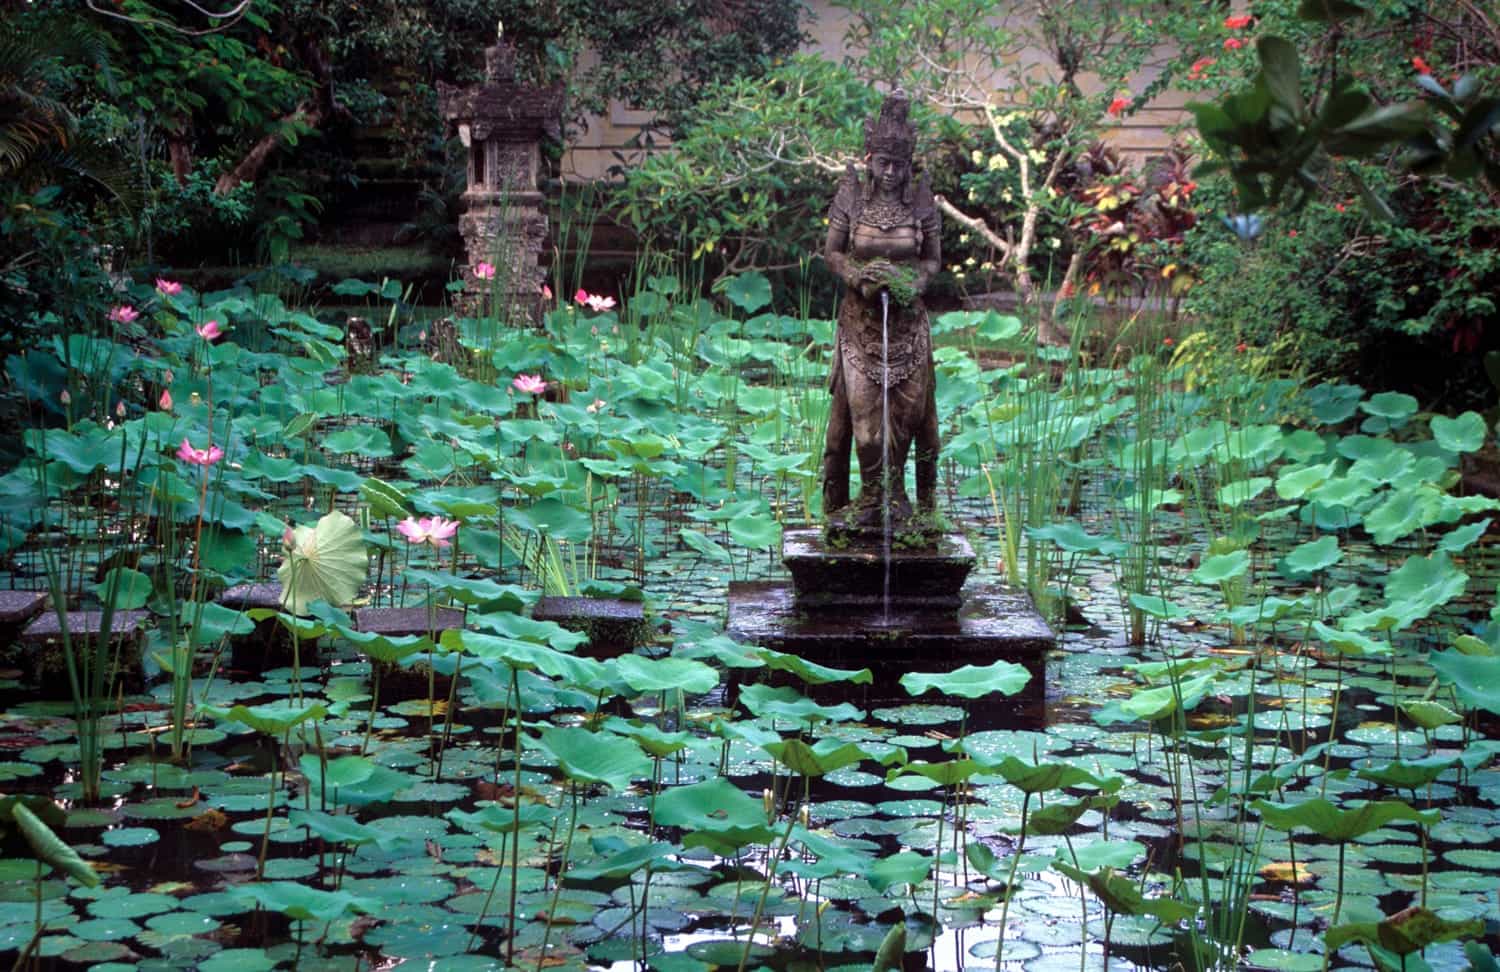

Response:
(880, 290), (891, 624)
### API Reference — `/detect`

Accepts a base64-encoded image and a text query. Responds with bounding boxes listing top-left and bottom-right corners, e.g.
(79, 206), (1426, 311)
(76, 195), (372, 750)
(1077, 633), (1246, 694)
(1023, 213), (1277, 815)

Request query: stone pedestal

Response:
(726, 528), (1053, 711)
(534, 597), (648, 658)
(438, 39), (562, 323)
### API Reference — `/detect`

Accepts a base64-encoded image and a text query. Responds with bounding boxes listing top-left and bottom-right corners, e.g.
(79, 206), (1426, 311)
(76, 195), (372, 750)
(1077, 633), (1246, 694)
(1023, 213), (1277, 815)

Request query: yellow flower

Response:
(964, 256), (977, 267)
(1049, 237), (1062, 249)
(970, 149), (984, 165)
(1162, 263), (1179, 278)
(1028, 149), (1046, 164)
(987, 154), (1009, 171)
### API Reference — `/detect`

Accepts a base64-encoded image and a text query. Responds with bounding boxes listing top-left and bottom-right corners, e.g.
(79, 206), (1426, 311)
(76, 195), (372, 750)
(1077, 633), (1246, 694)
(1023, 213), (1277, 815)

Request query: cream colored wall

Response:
(559, 0), (1190, 182)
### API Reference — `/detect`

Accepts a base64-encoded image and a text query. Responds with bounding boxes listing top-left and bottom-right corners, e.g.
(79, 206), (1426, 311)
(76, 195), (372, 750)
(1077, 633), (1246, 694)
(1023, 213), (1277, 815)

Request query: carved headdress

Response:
(863, 89), (915, 160)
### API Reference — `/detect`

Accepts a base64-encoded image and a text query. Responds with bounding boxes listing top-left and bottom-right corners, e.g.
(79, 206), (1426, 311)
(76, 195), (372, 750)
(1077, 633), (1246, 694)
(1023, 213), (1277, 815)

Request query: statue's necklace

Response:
(860, 196), (911, 231)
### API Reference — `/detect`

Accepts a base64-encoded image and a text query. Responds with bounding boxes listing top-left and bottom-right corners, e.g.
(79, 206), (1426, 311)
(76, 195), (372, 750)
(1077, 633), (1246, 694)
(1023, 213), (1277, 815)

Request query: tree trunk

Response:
(212, 100), (325, 196)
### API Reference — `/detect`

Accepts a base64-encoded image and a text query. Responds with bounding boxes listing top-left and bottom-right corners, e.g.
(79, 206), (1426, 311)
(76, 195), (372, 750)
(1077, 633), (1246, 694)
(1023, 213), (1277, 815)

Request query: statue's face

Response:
(869, 153), (910, 194)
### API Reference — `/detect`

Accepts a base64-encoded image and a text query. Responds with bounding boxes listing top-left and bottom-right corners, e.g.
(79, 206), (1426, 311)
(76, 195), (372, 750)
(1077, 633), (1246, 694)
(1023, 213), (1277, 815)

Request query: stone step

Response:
(353, 607), (466, 639)
(18, 609), (150, 689)
(782, 528), (976, 610)
(533, 596), (648, 658)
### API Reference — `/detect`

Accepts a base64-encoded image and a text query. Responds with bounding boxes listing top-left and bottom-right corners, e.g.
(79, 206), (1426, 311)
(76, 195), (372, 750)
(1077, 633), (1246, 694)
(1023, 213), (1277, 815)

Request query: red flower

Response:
(1224, 14), (1254, 29)
(1188, 57), (1216, 80)
(1107, 96), (1130, 117)
(1334, 202), (1346, 213)
(1411, 55), (1432, 75)
(1287, 230), (1298, 238)
(1162, 336), (1175, 348)
(1223, 37), (1246, 51)
(1236, 342), (1248, 352)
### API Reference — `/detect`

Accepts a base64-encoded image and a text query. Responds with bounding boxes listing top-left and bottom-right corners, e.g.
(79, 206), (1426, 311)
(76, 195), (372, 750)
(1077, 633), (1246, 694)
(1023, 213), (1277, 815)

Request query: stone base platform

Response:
(782, 528), (975, 610)
(726, 581), (1054, 724)
(728, 582), (1052, 664)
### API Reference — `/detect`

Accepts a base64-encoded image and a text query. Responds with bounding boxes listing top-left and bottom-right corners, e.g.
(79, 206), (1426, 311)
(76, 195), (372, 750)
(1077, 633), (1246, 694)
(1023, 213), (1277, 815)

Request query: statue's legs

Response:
(848, 369), (924, 525)
(821, 365), (852, 515)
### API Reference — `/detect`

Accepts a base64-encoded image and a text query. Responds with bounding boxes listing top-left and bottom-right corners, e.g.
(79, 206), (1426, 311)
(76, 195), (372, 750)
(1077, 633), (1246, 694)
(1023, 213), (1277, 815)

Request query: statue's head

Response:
(863, 89), (915, 199)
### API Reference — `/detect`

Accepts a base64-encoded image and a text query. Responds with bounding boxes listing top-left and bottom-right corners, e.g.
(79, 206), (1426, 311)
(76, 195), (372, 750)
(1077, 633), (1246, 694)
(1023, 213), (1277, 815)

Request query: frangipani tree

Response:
(616, 0), (1165, 335)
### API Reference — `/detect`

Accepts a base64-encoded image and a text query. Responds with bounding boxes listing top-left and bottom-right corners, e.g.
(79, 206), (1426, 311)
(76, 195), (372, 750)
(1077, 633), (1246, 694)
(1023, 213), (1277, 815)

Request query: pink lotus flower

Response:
(155, 278), (182, 296)
(158, 389), (173, 411)
(586, 398), (607, 414)
(396, 515), (460, 548)
(107, 305), (139, 325)
(574, 288), (617, 313)
(177, 438), (224, 467)
(196, 320), (223, 341)
(540, 283), (553, 300)
(512, 374), (547, 395)
(474, 262), (496, 280)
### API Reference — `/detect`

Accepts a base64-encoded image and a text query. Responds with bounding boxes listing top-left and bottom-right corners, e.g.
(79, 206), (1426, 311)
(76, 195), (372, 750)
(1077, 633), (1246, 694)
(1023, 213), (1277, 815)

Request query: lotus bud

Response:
(59, 389), (70, 406)
(164, 369), (175, 384)
(762, 788), (774, 821)
(282, 524), (296, 549)
(798, 804), (810, 827)
(158, 389), (172, 411)
(115, 401), (126, 418)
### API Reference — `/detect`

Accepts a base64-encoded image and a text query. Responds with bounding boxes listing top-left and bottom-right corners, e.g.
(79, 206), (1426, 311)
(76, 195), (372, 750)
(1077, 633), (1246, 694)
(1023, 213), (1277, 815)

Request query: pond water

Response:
(1, 292), (1498, 972)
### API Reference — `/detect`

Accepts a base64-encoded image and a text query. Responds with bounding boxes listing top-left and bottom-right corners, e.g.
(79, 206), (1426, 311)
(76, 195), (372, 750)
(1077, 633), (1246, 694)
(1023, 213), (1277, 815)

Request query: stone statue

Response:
(821, 90), (941, 535)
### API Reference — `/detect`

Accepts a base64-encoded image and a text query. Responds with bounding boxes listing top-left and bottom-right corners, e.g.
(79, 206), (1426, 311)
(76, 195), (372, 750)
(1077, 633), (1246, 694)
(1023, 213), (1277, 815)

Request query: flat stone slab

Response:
(20, 610), (148, 644)
(727, 581), (1053, 714)
(729, 581), (1051, 659)
(353, 606), (466, 639)
(782, 528), (976, 610)
(0, 591), (46, 625)
(534, 597), (648, 657)
(219, 583), (284, 611)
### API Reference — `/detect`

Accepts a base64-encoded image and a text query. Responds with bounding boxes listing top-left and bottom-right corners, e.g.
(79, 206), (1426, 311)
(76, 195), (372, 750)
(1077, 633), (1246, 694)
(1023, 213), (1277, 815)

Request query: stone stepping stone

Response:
(19, 610), (148, 691)
(352, 606), (465, 638)
(217, 583), (312, 671)
(533, 597), (647, 658)
(0, 591), (46, 627)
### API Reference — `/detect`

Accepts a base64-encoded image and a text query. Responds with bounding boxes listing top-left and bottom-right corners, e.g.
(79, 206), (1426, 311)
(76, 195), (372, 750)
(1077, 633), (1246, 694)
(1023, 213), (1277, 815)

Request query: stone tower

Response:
(437, 31), (562, 321)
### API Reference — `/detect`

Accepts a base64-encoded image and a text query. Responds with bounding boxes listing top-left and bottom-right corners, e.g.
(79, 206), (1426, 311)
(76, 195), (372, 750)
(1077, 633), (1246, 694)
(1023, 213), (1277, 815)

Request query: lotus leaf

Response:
(277, 510), (367, 614)
(200, 701), (328, 735)
(1193, 550), (1250, 584)
(1281, 535), (1342, 575)
(1052, 861), (1196, 922)
(612, 654), (718, 695)
(1327, 906), (1483, 957)
(93, 568), (152, 611)
(536, 726), (650, 790)
(899, 660), (1032, 699)
(738, 684), (863, 725)
(1253, 799), (1439, 840)
(764, 738), (871, 777)
(235, 882), (379, 922)
(1429, 649), (1500, 715)
(866, 850), (932, 893)
(757, 647), (872, 685)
